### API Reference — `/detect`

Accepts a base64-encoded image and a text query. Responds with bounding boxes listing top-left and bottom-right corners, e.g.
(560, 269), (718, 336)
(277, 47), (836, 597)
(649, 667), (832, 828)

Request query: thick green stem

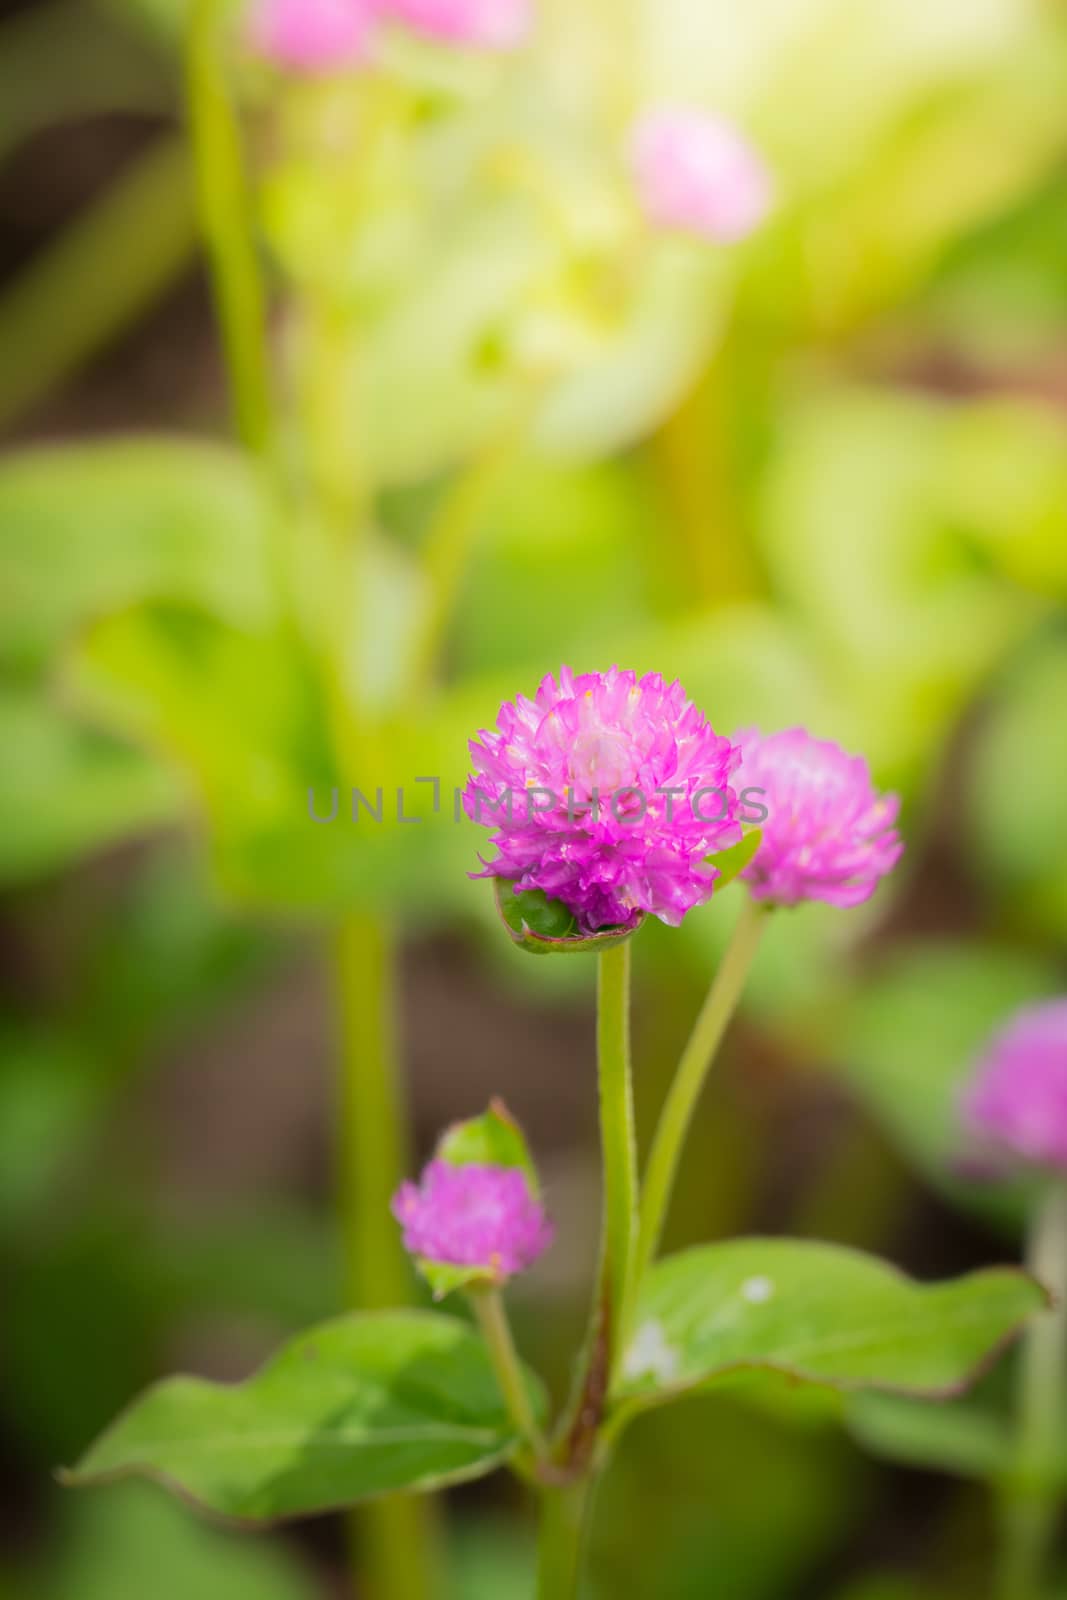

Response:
(333, 913), (437, 1600)
(470, 1289), (547, 1459)
(185, 0), (271, 453)
(537, 1478), (595, 1600)
(597, 940), (639, 1381)
(998, 1179), (1067, 1600)
(633, 898), (766, 1294)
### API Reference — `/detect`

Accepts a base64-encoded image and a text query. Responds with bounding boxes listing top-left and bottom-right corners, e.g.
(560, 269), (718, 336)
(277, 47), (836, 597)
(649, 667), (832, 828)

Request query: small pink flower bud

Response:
(246, 0), (376, 73)
(962, 1001), (1067, 1176)
(630, 107), (772, 243)
(382, 0), (530, 49)
(735, 727), (903, 908)
(393, 1160), (554, 1281)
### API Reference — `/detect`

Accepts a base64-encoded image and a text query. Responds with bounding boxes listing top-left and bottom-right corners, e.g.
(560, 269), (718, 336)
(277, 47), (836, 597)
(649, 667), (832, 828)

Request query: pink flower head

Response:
(735, 727), (903, 908)
(630, 107), (772, 243)
(961, 1000), (1067, 1176)
(246, 0), (376, 72)
(392, 1160), (553, 1279)
(465, 666), (742, 934)
(382, 0), (530, 49)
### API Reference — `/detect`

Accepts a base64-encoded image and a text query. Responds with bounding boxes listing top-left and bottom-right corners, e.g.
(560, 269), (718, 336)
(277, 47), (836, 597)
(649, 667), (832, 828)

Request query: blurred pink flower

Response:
(246, 0), (376, 72)
(962, 1000), (1067, 1175)
(383, 0), (530, 49)
(630, 107), (772, 242)
(465, 666), (742, 934)
(392, 1160), (553, 1279)
(735, 727), (902, 908)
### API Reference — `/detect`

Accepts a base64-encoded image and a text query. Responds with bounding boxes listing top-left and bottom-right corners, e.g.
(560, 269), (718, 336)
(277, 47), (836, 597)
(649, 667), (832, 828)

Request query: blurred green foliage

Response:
(2, 0), (1067, 1593)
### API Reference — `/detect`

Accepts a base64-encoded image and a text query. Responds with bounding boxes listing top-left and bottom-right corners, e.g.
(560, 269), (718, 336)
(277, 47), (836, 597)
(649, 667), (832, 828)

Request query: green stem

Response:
(333, 913), (438, 1599)
(404, 417), (527, 701)
(553, 939), (638, 1476)
(597, 940), (639, 1382)
(649, 342), (759, 610)
(333, 913), (412, 1309)
(185, 0), (271, 453)
(998, 1179), (1067, 1600)
(533, 941), (636, 1596)
(537, 1479), (595, 1600)
(470, 1289), (547, 1459)
(633, 898), (766, 1294)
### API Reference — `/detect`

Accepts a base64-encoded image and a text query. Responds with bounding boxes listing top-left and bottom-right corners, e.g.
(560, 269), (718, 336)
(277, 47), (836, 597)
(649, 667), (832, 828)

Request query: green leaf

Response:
(617, 1240), (1042, 1411)
(707, 829), (762, 889)
(941, 400), (1067, 603)
(41, 1483), (321, 1600)
(493, 878), (642, 955)
(845, 1390), (1013, 1481)
(758, 388), (1035, 781)
(0, 688), (179, 885)
(67, 604), (493, 919)
(63, 1310), (542, 1521)
(0, 439), (275, 672)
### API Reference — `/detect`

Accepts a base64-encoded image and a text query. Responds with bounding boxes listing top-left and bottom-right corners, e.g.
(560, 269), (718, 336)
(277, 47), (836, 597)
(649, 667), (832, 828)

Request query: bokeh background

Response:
(2, 0), (1067, 1595)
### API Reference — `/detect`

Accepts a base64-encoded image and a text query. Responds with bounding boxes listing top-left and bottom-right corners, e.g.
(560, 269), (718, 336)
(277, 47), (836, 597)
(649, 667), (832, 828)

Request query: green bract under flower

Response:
(493, 880), (644, 955)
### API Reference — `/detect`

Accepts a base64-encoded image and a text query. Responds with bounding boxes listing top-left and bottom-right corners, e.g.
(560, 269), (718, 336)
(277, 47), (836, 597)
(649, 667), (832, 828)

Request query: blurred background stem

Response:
(333, 913), (437, 1600)
(403, 383), (546, 702)
(183, 11), (435, 1590)
(333, 914), (412, 1313)
(306, 298), (439, 1600)
(649, 344), (760, 608)
(405, 419), (524, 701)
(0, 137), (197, 432)
(185, 0), (270, 454)
(998, 1179), (1067, 1600)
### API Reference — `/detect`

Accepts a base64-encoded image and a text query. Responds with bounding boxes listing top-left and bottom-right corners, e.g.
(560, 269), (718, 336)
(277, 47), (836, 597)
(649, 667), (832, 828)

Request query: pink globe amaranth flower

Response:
(382, 0), (530, 49)
(392, 1160), (554, 1279)
(465, 666), (743, 934)
(246, 0), (377, 72)
(735, 727), (903, 908)
(961, 1000), (1067, 1176)
(630, 106), (772, 243)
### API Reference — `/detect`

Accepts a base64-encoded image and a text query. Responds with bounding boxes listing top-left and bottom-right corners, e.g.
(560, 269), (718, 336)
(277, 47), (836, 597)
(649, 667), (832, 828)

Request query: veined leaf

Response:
(64, 1311), (543, 1522)
(617, 1240), (1042, 1409)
